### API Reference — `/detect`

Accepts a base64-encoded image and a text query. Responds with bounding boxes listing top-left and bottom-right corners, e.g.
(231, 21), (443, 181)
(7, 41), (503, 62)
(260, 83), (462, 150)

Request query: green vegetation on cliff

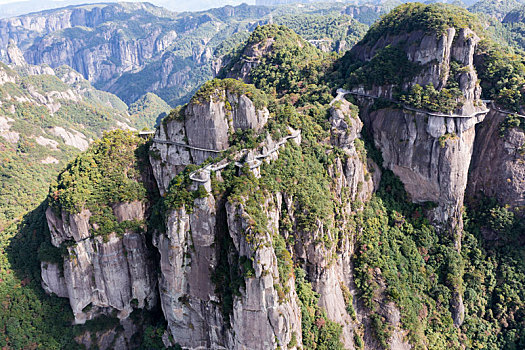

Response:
(2, 3), (525, 349)
(461, 197), (525, 349)
(339, 45), (421, 89)
(0, 64), (137, 231)
(275, 13), (367, 52)
(0, 204), (80, 349)
(49, 130), (146, 214)
(295, 268), (344, 350)
(400, 83), (463, 113)
(220, 24), (328, 96)
(362, 3), (481, 45)
(191, 78), (269, 110)
(48, 130), (148, 239)
(475, 40), (525, 111)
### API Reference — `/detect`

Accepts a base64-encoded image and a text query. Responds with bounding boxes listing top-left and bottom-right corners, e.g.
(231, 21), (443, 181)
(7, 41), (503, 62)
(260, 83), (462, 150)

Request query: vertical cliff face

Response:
(150, 80), (270, 195)
(468, 109), (525, 213)
(153, 197), (226, 348)
(352, 26), (483, 115)
(351, 24), (485, 234)
(141, 78), (385, 348)
(344, 15), (489, 328)
(225, 196), (303, 350)
(366, 109), (483, 231)
(43, 201), (157, 325)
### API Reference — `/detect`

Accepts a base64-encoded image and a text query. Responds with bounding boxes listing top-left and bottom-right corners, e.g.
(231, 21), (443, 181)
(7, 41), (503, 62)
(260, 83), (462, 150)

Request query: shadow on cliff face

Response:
(1, 201), (81, 348)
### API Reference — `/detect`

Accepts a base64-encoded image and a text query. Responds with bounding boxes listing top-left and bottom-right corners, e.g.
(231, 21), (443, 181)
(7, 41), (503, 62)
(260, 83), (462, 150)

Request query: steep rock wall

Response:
(365, 109), (482, 230)
(351, 28), (483, 115)
(468, 109), (525, 213)
(42, 202), (157, 324)
(150, 88), (269, 195)
(350, 26), (486, 327)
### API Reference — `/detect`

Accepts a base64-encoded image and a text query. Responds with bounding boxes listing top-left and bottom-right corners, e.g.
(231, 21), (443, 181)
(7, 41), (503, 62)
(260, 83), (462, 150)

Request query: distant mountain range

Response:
(0, 2), (371, 107)
(0, 0), (257, 18)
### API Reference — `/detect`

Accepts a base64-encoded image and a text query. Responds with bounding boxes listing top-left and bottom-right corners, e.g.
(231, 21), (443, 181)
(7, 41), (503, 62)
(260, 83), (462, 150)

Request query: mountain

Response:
(0, 2), (370, 108)
(0, 53), (136, 230)
(0, 2), (273, 107)
(0, 38), (173, 230)
(8, 3), (522, 350)
(468, 0), (523, 20)
(0, 0), (257, 18)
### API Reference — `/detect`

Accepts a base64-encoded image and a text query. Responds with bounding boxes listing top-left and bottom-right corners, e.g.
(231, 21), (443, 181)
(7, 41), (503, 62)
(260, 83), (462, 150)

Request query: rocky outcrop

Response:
(366, 108), (482, 230)
(41, 262), (68, 298)
(330, 99), (379, 204)
(225, 195), (302, 350)
(468, 109), (525, 213)
(44, 203), (156, 324)
(150, 86), (269, 195)
(153, 197), (226, 348)
(75, 318), (140, 350)
(351, 24), (486, 233)
(352, 28), (483, 116)
(49, 126), (89, 151)
(153, 171), (302, 349)
(0, 3), (269, 105)
(349, 25), (488, 327)
(224, 37), (275, 82)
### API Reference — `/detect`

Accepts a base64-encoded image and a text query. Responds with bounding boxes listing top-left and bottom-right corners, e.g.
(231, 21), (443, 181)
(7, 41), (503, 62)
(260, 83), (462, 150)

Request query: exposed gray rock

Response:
(468, 109), (525, 213)
(44, 204), (156, 325)
(113, 201), (146, 222)
(330, 99), (378, 204)
(153, 196), (227, 348)
(49, 126), (89, 151)
(46, 207), (92, 246)
(41, 262), (68, 298)
(226, 195), (302, 350)
(63, 230), (156, 324)
(150, 88), (269, 195)
(351, 27), (484, 116)
(366, 108), (480, 231)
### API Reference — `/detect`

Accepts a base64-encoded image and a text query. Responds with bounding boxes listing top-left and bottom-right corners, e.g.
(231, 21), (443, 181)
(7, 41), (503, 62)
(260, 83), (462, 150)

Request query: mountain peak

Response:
(220, 23), (323, 94)
(361, 3), (482, 46)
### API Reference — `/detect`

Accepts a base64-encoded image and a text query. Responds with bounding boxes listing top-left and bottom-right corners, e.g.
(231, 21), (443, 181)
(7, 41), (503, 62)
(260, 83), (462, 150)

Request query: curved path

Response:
(189, 129), (301, 183)
(336, 88), (490, 119)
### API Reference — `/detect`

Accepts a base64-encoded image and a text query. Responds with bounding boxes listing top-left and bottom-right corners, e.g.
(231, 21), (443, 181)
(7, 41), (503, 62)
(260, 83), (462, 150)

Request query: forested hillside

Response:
(0, 2), (371, 108)
(0, 2), (524, 350)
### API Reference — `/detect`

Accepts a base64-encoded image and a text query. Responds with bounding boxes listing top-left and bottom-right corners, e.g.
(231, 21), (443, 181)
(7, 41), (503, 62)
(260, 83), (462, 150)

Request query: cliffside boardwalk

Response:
(337, 88), (525, 119)
(187, 129), (302, 183)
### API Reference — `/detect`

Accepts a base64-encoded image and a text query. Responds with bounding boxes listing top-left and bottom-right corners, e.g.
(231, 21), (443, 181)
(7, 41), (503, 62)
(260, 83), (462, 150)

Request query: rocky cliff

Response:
(468, 109), (525, 214)
(43, 203), (157, 324)
(36, 6), (525, 350)
(42, 75), (396, 349)
(345, 5), (489, 233)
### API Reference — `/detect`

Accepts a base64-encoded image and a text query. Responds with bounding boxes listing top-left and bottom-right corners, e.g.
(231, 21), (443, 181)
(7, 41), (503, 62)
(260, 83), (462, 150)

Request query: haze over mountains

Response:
(0, 0), (256, 18)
